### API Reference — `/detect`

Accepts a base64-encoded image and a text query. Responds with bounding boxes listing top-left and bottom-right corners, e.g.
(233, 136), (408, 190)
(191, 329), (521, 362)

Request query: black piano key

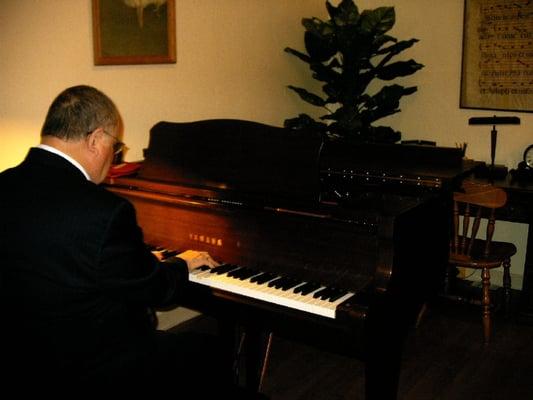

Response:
(296, 282), (321, 295)
(251, 272), (277, 284)
(236, 268), (259, 280)
(270, 277), (288, 289)
(292, 284), (304, 294)
(293, 282), (307, 294)
(313, 287), (331, 299)
(228, 268), (244, 278)
(319, 287), (347, 301)
(322, 290), (337, 300)
(324, 287), (343, 300)
(328, 289), (349, 302)
(211, 264), (239, 275)
(279, 278), (301, 291)
(318, 287), (336, 300)
(274, 276), (288, 289)
(249, 272), (266, 283)
(194, 265), (211, 272)
(267, 277), (285, 288)
(227, 267), (245, 277)
(289, 282), (307, 293)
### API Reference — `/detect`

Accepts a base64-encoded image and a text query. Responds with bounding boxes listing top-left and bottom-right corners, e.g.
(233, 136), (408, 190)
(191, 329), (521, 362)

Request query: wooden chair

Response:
(449, 180), (517, 345)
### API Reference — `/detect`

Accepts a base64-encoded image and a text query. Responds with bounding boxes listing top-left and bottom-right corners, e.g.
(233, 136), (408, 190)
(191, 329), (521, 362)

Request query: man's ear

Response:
(86, 128), (102, 156)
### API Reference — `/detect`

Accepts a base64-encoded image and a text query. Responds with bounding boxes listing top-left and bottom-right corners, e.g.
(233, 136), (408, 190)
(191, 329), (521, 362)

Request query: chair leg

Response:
(481, 267), (491, 346)
(502, 258), (512, 318)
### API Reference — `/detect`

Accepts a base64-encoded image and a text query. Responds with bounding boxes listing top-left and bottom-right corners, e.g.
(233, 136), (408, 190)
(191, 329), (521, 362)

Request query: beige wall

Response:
(2, 0), (531, 170)
(1, 1), (531, 288)
(1, 0), (326, 167)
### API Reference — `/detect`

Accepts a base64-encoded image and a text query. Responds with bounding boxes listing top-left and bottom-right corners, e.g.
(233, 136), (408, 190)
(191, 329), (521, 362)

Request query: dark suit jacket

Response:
(0, 148), (189, 385)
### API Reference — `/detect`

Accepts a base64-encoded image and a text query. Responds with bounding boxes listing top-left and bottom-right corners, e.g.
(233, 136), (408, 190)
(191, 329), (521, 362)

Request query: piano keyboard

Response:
(150, 246), (355, 319)
(188, 264), (355, 319)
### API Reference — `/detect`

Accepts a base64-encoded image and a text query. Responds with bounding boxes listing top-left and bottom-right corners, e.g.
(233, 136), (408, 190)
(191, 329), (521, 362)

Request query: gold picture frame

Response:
(460, 0), (533, 113)
(92, 0), (176, 65)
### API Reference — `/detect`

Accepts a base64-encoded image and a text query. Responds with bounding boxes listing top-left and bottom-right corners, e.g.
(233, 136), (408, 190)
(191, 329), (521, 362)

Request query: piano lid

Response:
(138, 119), (324, 204)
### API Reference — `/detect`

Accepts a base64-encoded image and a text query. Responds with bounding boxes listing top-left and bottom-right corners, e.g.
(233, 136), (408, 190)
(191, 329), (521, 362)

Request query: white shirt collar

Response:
(36, 144), (91, 181)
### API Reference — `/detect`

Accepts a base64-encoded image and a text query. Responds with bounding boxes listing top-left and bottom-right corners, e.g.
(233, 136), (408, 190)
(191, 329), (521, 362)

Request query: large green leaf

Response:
(284, 113), (328, 133)
(284, 47), (312, 64)
(359, 7), (395, 36)
(325, 106), (365, 132)
(368, 84), (414, 107)
(310, 62), (341, 84)
(361, 107), (401, 125)
(376, 38), (418, 56)
(326, 0), (359, 27)
(302, 17), (333, 37)
(322, 82), (342, 103)
(305, 31), (337, 62)
(287, 85), (327, 107)
(368, 126), (401, 143)
(376, 60), (424, 80)
(372, 34), (397, 53)
(361, 84), (417, 123)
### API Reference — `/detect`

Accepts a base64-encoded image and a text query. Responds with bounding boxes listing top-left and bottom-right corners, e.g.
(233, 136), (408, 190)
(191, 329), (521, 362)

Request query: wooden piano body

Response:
(105, 119), (470, 399)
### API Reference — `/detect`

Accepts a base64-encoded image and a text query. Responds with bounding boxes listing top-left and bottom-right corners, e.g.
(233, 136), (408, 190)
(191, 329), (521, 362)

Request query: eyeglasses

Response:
(101, 129), (126, 155)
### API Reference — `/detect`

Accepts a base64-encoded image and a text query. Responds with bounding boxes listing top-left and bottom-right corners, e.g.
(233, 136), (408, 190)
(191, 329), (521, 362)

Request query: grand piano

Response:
(105, 119), (471, 399)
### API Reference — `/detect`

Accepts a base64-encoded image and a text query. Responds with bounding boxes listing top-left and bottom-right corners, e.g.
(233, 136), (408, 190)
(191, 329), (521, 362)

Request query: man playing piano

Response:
(0, 85), (262, 397)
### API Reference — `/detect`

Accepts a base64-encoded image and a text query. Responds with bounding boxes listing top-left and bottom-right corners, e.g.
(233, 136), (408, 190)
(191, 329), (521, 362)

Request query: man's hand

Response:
(177, 250), (220, 271)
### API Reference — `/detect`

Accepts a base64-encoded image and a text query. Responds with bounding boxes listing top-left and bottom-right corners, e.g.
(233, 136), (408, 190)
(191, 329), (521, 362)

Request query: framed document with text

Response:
(92, 0), (176, 65)
(460, 0), (532, 112)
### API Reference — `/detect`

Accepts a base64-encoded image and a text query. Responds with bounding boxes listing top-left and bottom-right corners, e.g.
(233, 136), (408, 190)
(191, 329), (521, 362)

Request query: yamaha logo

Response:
(189, 232), (223, 247)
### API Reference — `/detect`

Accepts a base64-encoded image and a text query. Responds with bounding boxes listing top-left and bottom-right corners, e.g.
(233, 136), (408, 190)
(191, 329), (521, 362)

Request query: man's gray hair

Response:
(41, 85), (120, 140)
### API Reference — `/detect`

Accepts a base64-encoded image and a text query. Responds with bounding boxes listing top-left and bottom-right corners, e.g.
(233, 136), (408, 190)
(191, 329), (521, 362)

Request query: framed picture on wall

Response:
(460, 0), (533, 113)
(92, 0), (176, 65)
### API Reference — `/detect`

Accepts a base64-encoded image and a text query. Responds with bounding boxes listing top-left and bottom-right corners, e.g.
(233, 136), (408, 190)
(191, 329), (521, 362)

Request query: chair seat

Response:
(450, 237), (517, 269)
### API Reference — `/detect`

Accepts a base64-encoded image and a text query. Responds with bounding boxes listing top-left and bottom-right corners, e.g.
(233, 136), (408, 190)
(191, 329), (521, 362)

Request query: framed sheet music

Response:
(460, 0), (533, 112)
(92, 0), (176, 65)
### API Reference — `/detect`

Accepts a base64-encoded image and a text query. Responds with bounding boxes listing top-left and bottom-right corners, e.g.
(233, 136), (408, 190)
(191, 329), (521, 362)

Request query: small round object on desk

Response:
(524, 144), (533, 168)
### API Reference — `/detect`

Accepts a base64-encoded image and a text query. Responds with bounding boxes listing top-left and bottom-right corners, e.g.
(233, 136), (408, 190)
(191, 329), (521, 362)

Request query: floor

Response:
(264, 301), (533, 399)
(172, 296), (533, 399)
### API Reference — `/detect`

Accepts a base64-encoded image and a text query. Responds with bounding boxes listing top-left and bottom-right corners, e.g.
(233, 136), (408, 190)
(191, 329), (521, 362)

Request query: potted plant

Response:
(284, 0), (424, 144)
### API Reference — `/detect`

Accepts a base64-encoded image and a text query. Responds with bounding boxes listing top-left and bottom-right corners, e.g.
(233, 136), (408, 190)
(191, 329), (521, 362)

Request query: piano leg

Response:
(215, 318), (243, 386)
(258, 332), (274, 391)
(365, 341), (403, 400)
(217, 320), (273, 391)
(242, 327), (273, 391)
(364, 301), (407, 400)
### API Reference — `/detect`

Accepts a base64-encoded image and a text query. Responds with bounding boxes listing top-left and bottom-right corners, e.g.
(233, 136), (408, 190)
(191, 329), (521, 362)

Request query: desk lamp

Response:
(468, 115), (520, 181)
